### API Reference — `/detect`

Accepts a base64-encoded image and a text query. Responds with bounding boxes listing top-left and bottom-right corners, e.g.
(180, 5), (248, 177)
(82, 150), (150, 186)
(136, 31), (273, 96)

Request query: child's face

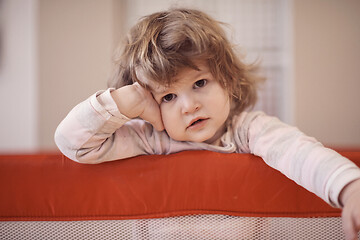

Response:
(140, 60), (231, 145)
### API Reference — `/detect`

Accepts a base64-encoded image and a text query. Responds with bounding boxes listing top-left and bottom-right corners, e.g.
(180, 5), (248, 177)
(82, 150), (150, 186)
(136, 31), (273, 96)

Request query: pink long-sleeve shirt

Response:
(55, 88), (360, 208)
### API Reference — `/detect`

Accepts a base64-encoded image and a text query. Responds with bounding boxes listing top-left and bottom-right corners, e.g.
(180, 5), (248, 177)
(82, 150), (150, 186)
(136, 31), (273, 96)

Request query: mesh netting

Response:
(1, 214), (357, 240)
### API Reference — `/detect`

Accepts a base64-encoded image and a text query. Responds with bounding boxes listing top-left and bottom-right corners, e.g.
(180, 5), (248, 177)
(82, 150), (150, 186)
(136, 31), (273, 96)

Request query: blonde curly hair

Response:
(109, 8), (262, 115)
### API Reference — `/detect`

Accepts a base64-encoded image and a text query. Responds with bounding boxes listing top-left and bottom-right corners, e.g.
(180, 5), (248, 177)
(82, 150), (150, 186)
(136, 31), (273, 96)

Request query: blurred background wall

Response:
(0, 0), (359, 152)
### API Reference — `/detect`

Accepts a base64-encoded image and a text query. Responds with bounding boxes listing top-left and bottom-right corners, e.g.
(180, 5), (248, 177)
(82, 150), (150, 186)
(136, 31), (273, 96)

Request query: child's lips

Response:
(187, 117), (209, 130)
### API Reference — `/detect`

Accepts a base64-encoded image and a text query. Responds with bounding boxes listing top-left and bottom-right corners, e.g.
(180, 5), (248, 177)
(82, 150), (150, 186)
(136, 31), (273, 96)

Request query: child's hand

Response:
(110, 83), (164, 131)
(340, 179), (360, 240)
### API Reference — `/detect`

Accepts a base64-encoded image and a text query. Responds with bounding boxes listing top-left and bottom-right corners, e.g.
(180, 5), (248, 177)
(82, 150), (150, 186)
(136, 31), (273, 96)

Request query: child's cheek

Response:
(160, 105), (171, 130)
(160, 104), (181, 138)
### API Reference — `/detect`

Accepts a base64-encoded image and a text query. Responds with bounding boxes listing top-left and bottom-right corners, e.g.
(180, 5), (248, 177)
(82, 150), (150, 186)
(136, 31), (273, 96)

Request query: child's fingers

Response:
(131, 82), (164, 131)
(142, 106), (164, 131)
(139, 95), (164, 131)
(350, 212), (360, 240)
(342, 197), (360, 240)
(342, 213), (356, 240)
(343, 215), (359, 240)
(143, 102), (163, 131)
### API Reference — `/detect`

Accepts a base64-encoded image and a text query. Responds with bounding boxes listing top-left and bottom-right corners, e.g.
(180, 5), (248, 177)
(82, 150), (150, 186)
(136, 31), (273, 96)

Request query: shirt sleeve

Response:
(54, 89), (174, 164)
(233, 111), (360, 208)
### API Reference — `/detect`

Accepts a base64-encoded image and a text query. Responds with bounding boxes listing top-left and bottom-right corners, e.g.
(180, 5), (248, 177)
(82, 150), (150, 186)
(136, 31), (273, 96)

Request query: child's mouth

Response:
(191, 119), (203, 126)
(187, 118), (209, 129)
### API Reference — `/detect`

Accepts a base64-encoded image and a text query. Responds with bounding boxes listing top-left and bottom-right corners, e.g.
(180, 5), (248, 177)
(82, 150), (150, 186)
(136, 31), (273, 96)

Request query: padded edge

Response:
(1, 150), (359, 221)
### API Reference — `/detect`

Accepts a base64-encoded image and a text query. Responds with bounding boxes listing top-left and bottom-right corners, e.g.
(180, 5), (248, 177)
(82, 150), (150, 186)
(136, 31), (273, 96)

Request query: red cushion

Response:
(0, 150), (359, 221)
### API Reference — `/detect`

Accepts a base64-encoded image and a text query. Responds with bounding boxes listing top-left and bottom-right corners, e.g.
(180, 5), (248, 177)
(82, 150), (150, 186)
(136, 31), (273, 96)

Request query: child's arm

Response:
(340, 179), (360, 240)
(55, 84), (171, 163)
(235, 112), (360, 238)
(235, 112), (360, 205)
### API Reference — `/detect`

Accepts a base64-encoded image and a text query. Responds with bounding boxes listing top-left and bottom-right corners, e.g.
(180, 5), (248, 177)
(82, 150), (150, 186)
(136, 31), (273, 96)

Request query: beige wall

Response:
(38, 0), (123, 149)
(0, 0), (38, 152)
(293, 0), (360, 148)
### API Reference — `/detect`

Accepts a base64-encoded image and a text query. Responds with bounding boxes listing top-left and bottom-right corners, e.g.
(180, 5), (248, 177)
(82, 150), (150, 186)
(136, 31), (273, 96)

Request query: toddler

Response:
(55, 8), (360, 239)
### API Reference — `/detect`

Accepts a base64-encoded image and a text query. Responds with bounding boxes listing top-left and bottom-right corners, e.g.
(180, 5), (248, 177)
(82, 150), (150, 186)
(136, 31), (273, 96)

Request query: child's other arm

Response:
(340, 179), (360, 240)
(236, 112), (360, 238)
(235, 112), (360, 206)
(54, 84), (164, 163)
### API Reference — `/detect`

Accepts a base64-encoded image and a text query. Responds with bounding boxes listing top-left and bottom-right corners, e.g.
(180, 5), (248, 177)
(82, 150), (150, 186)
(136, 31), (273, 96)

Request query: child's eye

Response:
(162, 93), (176, 102)
(194, 79), (207, 88)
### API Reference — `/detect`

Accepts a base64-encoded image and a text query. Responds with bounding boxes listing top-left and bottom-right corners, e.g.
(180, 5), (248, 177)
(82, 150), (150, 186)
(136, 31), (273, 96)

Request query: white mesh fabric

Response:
(1, 214), (357, 240)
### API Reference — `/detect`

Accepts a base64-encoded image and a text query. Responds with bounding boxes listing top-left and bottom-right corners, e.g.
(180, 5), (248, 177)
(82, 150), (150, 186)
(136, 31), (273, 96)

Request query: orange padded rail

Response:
(0, 150), (359, 221)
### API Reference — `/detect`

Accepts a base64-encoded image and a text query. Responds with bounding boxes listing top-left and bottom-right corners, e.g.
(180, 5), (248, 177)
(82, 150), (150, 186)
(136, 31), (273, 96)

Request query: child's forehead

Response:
(136, 60), (211, 93)
(143, 79), (168, 94)
(135, 68), (168, 93)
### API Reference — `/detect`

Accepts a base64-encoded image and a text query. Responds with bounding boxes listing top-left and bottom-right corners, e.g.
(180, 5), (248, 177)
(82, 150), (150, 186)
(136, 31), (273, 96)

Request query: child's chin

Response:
(171, 135), (208, 143)
(168, 130), (215, 143)
(189, 136), (214, 144)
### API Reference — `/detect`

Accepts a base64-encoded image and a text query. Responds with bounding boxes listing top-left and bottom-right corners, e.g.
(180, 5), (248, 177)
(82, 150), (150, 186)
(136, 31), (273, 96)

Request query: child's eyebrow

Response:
(141, 83), (154, 92)
(142, 82), (168, 95)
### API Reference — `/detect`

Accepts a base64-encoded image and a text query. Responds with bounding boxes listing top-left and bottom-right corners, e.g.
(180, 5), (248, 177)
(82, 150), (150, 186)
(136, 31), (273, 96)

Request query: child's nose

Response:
(180, 95), (200, 114)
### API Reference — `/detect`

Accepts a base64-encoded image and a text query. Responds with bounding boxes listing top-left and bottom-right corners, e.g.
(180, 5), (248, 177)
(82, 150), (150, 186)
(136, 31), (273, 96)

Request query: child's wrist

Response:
(339, 178), (360, 207)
